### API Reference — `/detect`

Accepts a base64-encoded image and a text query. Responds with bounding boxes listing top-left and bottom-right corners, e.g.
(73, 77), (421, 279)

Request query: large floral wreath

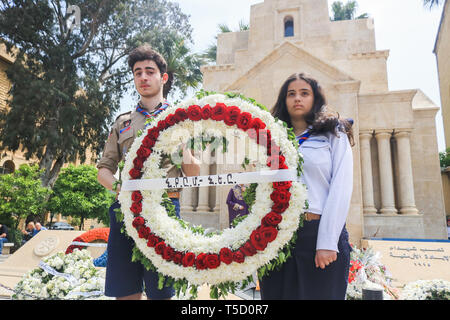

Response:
(117, 91), (308, 299)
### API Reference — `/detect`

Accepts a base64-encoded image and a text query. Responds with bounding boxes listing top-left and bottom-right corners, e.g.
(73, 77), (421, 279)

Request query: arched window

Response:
(284, 16), (294, 37)
(1, 160), (15, 174)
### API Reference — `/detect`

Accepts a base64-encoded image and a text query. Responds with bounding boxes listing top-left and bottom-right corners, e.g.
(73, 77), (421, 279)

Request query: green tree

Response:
(202, 20), (250, 63)
(0, 164), (52, 246)
(152, 32), (203, 99)
(423, 0), (443, 9)
(331, 1), (368, 21)
(47, 164), (114, 230)
(439, 147), (450, 170)
(0, 0), (196, 188)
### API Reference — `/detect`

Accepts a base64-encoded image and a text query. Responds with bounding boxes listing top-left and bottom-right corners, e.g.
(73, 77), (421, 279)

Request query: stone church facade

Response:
(182, 0), (448, 243)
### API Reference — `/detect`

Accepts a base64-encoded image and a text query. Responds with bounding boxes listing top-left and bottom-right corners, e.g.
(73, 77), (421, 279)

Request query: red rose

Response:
(260, 226), (278, 243)
(195, 253), (207, 270)
(163, 246), (175, 261)
(249, 117), (266, 131)
(147, 234), (159, 247)
(165, 113), (177, 127)
(201, 104), (212, 120)
(157, 120), (168, 131)
(132, 216), (145, 228)
(187, 105), (202, 121)
(267, 154), (286, 169)
(142, 135), (156, 149)
(155, 241), (166, 255)
(130, 202), (142, 215)
(236, 112), (252, 131)
(211, 103), (227, 121)
(262, 211), (283, 227)
(138, 226), (151, 239)
(205, 254), (220, 269)
(182, 252), (196, 267)
(174, 108), (188, 122)
(136, 146), (151, 159)
(129, 168), (141, 179)
(219, 248), (233, 265)
(250, 228), (268, 251)
(133, 157), (144, 170)
(224, 106), (240, 126)
(147, 127), (160, 141)
(278, 162), (288, 169)
(272, 201), (289, 214)
(273, 181), (292, 190)
(173, 252), (183, 265)
(232, 250), (245, 263)
(240, 241), (257, 257)
(131, 191), (143, 203)
(270, 188), (291, 204)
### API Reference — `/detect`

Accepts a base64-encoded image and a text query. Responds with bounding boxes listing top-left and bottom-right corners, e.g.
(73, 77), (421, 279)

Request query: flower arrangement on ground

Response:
(346, 245), (398, 300)
(117, 91), (308, 299)
(400, 279), (450, 300)
(13, 249), (110, 300)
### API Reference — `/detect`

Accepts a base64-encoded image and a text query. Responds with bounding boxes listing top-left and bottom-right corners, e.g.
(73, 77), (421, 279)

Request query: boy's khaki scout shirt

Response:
(97, 104), (183, 193)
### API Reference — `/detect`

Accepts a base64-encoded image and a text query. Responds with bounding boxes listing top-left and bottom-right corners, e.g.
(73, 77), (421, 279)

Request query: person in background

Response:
(22, 221), (36, 244)
(447, 217), (450, 240)
(0, 223), (9, 255)
(226, 184), (249, 227)
(34, 222), (47, 235)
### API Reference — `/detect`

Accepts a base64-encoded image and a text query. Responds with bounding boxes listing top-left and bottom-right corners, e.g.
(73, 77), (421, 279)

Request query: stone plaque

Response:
(33, 235), (60, 257)
(361, 239), (450, 287)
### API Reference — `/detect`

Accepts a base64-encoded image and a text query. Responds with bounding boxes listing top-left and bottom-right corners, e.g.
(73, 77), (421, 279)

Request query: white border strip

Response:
(121, 169), (298, 191)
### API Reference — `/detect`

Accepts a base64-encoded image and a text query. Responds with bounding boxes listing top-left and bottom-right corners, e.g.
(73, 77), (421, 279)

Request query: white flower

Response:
(400, 279), (450, 300)
(13, 249), (109, 300)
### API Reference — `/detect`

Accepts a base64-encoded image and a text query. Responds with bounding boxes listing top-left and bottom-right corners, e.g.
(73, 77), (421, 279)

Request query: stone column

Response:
(375, 129), (397, 215)
(212, 149), (222, 213)
(196, 149), (211, 212)
(359, 130), (377, 214)
(180, 187), (194, 212)
(394, 130), (419, 215)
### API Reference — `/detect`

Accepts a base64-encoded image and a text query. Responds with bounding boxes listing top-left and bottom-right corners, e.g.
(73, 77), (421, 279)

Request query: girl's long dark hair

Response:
(271, 73), (354, 146)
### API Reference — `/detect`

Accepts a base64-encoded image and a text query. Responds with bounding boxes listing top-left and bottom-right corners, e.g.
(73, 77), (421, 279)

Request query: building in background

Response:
(194, 0), (447, 242)
(434, 0), (450, 218)
(434, 0), (449, 150)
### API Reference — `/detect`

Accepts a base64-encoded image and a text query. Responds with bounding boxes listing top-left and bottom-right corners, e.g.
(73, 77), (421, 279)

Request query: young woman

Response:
(259, 73), (354, 300)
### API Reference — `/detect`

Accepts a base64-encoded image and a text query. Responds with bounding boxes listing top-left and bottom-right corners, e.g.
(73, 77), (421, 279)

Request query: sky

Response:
(118, 0), (446, 151)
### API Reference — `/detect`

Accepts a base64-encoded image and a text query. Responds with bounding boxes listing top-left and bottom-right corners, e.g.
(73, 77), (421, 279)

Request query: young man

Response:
(97, 45), (200, 300)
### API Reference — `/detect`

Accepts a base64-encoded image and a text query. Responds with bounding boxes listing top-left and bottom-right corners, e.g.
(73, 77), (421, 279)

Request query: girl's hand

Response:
(315, 249), (337, 269)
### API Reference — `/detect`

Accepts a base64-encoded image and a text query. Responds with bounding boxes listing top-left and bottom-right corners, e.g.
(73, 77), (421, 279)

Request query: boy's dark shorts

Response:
(105, 199), (180, 299)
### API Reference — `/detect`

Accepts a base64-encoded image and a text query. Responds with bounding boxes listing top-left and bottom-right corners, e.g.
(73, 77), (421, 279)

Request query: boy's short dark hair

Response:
(128, 44), (167, 75)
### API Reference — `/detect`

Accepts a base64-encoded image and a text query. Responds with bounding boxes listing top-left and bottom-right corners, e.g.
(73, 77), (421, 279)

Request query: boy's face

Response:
(132, 59), (168, 99)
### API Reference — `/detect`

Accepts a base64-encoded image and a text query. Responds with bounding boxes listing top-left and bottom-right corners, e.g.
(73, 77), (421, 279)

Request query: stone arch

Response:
(1, 160), (15, 174)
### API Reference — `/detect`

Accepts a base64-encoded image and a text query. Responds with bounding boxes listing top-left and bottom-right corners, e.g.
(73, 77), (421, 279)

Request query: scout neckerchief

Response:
(136, 100), (170, 120)
(297, 131), (311, 146)
(120, 100), (170, 134)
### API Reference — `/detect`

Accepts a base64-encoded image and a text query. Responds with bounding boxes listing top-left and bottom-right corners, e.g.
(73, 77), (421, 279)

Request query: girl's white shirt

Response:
(298, 127), (353, 252)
